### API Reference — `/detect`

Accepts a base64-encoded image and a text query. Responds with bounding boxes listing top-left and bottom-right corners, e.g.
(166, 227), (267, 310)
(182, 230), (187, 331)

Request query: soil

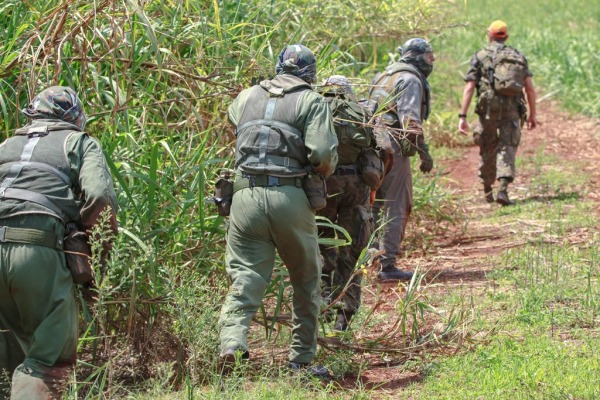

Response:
(236, 98), (599, 397)
(335, 99), (600, 396)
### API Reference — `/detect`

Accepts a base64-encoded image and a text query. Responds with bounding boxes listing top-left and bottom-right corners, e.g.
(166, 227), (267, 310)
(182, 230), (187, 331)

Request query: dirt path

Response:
(346, 99), (600, 395)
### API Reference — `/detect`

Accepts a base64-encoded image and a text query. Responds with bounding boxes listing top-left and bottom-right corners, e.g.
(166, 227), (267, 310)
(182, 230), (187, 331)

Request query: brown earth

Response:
(240, 98), (599, 397)
(334, 99), (600, 396)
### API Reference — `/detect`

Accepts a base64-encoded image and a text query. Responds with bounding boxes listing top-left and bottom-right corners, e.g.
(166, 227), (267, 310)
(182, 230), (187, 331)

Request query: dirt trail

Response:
(347, 98), (600, 394)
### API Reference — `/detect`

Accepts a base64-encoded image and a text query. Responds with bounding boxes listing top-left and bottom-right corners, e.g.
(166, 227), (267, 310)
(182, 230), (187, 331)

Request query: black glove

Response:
(418, 143), (433, 173)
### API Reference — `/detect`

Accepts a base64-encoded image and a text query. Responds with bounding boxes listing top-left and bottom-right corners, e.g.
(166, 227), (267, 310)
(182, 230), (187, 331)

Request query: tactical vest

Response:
(323, 95), (373, 165)
(0, 125), (84, 223)
(234, 84), (311, 176)
(369, 62), (431, 123)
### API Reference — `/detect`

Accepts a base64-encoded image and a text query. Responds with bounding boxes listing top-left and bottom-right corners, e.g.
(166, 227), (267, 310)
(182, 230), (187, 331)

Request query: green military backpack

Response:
(483, 45), (527, 97)
(326, 95), (372, 165)
(322, 93), (385, 189)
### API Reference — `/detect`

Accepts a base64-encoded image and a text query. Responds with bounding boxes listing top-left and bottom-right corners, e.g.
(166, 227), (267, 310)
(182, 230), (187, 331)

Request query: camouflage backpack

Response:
(481, 45), (527, 97)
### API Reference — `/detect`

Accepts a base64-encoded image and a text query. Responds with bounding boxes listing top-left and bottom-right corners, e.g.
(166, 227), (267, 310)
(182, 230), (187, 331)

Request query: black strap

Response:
(233, 175), (303, 193)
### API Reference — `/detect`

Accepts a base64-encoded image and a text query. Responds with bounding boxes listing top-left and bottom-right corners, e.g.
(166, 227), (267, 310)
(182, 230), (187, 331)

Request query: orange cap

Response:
(488, 20), (508, 39)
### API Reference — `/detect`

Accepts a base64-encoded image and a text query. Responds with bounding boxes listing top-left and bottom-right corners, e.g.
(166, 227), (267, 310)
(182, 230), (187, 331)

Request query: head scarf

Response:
(275, 44), (317, 84)
(22, 86), (87, 130)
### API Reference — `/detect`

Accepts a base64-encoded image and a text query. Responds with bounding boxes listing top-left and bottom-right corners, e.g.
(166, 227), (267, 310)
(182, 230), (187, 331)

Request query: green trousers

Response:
(0, 215), (77, 399)
(219, 185), (321, 364)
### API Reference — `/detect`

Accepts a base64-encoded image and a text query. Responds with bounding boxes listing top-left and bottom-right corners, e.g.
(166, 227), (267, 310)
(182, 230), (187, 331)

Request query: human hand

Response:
(458, 117), (469, 135)
(527, 114), (538, 130)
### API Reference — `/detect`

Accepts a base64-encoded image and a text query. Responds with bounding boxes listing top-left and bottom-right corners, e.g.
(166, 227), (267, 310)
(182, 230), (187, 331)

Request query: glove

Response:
(418, 143), (433, 173)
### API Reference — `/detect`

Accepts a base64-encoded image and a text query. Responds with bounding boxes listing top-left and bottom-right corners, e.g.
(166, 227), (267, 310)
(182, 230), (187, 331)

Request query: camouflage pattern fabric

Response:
(398, 38), (434, 78)
(275, 44), (317, 84)
(474, 108), (521, 185)
(318, 172), (371, 314)
(22, 86), (87, 130)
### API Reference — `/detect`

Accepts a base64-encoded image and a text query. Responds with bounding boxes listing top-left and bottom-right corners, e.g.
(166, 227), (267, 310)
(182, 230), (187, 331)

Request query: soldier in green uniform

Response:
(316, 75), (377, 331)
(219, 45), (338, 376)
(0, 86), (118, 399)
(458, 20), (538, 205)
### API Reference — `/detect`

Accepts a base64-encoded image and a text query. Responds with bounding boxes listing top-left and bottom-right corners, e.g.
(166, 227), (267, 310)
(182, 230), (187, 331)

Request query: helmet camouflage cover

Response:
(22, 86), (87, 130)
(398, 37), (434, 77)
(321, 74), (354, 96)
(275, 44), (317, 84)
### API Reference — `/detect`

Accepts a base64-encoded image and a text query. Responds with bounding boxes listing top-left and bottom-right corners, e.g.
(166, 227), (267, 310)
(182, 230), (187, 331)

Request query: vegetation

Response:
(0, 0), (598, 398)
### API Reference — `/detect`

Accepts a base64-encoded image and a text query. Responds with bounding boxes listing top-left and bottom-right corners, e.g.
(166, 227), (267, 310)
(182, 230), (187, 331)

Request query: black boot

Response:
(377, 265), (413, 282)
(333, 310), (354, 332)
(496, 178), (515, 206)
(483, 184), (494, 203)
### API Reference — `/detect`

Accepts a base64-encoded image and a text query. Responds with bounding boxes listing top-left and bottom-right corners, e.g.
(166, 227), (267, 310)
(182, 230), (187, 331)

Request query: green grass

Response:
(411, 335), (600, 399)
(1, 0), (599, 398)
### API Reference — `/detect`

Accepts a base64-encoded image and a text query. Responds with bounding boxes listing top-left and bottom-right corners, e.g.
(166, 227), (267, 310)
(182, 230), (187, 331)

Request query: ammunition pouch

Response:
(358, 147), (385, 190)
(64, 223), (93, 284)
(302, 173), (327, 211)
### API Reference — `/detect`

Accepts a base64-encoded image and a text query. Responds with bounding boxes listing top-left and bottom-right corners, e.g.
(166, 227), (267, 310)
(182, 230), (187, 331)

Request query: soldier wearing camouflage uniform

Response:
(0, 86), (118, 399)
(219, 44), (337, 376)
(459, 20), (538, 205)
(368, 38), (435, 281)
(316, 75), (375, 332)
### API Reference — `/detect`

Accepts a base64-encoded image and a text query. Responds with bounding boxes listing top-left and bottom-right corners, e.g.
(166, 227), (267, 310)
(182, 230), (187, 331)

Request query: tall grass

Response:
(0, 0), (463, 396)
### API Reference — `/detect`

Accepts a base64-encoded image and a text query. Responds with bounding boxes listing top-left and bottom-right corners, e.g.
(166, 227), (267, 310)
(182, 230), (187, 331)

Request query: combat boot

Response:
(483, 184), (494, 203)
(333, 310), (354, 332)
(496, 190), (514, 206)
(288, 361), (331, 380)
(377, 265), (413, 282)
(496, 178), (514, 206)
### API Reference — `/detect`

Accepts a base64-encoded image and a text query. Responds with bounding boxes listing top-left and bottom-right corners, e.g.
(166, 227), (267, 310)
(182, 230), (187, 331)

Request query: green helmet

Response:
(22, 86), (87, 130)
(275, 44), (317, 84)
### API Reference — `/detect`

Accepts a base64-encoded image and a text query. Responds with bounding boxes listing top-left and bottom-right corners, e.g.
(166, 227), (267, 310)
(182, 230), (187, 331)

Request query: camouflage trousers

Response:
(219, 185), (321, 364)
(317, 168), (371, 314)
(0, 215), (77, 400)
(474, 109), (522, 186)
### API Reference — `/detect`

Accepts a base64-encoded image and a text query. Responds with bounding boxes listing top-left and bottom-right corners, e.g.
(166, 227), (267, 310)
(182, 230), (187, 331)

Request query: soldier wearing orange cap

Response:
(458, 20), (538, 205)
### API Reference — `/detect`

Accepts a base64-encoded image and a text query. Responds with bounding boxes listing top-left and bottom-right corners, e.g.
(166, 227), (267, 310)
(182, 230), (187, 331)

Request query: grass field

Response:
(0, 0), (598, 398)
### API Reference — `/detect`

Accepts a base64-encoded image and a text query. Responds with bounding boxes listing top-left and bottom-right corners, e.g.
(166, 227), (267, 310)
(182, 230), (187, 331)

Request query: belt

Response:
(334, 166), (359, 176)
(0, 226), (63, 250)
(234, 175), (304, 193)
